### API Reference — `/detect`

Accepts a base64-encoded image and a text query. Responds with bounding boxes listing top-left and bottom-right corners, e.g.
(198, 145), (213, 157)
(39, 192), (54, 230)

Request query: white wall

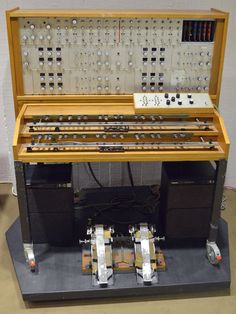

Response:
(0, 0), (235, 186)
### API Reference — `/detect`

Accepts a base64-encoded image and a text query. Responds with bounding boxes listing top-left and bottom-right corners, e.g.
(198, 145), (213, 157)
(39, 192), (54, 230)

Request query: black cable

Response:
(127, 162), (134, 187)
(75, 189), (160, 225)
(87, 162), (104, 188)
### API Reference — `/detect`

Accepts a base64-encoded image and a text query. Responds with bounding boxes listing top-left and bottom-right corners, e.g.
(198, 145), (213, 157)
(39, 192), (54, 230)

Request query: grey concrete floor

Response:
(0, 183), (235, 314)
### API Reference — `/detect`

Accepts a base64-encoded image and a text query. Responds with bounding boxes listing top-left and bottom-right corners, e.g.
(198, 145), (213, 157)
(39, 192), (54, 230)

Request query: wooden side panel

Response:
(209, 13), (229, 105)
(13, 104), (26, 160)
(6, 8), (24, 116)
(213, 111), (230, 158)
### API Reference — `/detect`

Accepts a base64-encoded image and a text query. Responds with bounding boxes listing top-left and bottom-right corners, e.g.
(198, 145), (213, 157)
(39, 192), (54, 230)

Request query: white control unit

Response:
(134, 92), (214, 110)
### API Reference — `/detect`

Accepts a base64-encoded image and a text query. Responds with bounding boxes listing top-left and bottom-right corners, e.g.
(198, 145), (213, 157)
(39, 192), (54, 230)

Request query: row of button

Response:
(164, 93), (192, 99)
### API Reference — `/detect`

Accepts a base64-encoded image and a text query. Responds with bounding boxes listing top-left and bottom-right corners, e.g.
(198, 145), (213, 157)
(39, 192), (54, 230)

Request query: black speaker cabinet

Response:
(160, 161), (216, 239)
(25, 163), (74, 245)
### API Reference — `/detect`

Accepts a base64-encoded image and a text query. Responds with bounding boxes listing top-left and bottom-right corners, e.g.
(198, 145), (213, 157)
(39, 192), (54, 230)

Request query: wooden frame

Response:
(6, 8), (229, 116)
(6, 8), (230, 163)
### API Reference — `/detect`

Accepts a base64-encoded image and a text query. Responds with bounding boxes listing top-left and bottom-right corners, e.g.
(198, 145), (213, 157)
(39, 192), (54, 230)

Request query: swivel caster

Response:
(206, 240), (222, 265)
(23, 243), (37, 272)
(28, 259), (37, 272)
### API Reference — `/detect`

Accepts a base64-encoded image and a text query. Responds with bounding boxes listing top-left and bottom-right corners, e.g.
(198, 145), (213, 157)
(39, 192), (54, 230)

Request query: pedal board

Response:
(81, 223), (166, 287)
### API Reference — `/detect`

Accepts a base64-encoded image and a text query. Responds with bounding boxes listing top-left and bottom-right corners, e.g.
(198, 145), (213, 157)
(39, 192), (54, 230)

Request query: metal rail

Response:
(31, 114), (190, 123)
(27, 121), (213, 128)
(25, 141), (218, 152)
(30, 132), (194, 141)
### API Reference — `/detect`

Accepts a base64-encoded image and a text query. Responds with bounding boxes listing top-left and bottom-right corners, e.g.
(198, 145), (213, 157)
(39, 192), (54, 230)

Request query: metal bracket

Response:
(23, 243), (37, 272)
(88, 225), (114, 287)
(130, 223), (158, 285)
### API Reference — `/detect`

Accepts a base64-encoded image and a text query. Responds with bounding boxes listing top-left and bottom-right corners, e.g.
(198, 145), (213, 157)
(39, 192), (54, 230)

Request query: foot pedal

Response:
(130, 223), (158, 285)
(88, 224), (114, 287)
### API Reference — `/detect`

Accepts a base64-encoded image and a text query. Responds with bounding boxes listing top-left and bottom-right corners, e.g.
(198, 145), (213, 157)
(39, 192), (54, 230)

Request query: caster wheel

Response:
(29, 260), (37, 272)
(206, 242), (222, 265)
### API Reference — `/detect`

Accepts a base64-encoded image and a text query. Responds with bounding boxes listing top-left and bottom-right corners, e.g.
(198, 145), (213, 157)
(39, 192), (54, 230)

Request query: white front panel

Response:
(19, 17), (215, 95)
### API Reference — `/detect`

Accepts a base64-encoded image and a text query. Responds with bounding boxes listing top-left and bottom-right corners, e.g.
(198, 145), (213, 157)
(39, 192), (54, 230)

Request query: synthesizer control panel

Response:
(19, 17), (215, 95)
(134, 92), (213, 111)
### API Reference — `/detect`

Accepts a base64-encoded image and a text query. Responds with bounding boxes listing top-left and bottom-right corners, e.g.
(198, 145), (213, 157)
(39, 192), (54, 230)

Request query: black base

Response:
(6, 218), (230, 302)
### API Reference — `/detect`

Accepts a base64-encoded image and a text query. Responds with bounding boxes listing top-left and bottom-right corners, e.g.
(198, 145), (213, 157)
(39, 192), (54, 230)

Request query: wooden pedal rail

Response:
(13, 103), (229, 163)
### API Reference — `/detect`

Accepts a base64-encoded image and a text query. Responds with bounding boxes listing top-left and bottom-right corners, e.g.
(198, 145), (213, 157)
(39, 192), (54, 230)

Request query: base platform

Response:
(6, 218), (230, 302)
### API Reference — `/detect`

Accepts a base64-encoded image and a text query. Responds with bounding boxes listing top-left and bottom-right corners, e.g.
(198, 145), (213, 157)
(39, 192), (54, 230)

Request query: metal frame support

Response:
(206, 159), (227, 265)
(14, 161), (31, 243)
(209, 159), (227, 242)
(14, 161), (36, 271)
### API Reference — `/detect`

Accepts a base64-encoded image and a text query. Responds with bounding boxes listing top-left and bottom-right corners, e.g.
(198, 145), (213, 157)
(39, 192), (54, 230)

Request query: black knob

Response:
(171, 96), (175, 102)
(189, 100), (194, 105)
(164, 93), (169, 98)
(176, 93), (180, 98)
(187, 93), (192, 98)
(166, 99), (171, 105)
(178, 101), (182, 105)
